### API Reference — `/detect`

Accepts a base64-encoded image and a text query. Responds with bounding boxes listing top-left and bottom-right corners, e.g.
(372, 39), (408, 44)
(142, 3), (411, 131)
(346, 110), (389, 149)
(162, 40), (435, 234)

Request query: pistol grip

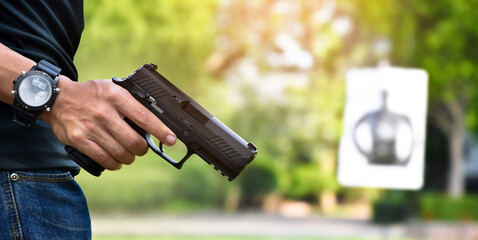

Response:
(64, 118), (142, 177)
(65, 145), (105, 177)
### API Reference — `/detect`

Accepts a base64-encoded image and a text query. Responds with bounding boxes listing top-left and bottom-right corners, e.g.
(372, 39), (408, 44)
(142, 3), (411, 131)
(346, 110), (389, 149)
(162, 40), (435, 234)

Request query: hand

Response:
(41, 76), (177, 170)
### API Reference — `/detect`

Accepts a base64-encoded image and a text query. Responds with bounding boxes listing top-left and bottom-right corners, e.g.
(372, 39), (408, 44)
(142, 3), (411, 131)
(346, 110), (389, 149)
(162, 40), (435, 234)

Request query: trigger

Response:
(145, 133), (163, 154)
(144, 132), (189, 169)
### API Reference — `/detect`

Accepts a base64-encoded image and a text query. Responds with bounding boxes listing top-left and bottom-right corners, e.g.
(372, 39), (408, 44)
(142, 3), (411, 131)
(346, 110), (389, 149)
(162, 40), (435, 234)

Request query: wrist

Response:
(0, 43), (35, 105)
(40, 75), (74, 123)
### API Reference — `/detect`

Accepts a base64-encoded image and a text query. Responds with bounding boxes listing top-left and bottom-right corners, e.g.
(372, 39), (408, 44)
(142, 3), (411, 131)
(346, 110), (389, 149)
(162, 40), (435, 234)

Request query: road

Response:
(91, 213), (478, 239)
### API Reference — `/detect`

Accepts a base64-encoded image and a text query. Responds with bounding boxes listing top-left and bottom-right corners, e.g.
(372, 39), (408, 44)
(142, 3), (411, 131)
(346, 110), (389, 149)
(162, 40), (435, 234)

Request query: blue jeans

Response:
(0, 170), (91, 239)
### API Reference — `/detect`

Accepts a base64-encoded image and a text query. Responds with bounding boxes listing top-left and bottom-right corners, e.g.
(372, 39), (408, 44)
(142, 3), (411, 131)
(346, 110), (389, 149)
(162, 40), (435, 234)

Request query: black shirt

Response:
(0, 0), (84, 171)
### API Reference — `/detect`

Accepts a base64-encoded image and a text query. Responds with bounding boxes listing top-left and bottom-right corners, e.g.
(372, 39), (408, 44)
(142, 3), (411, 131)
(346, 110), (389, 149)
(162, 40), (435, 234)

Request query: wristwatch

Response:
(11, 60), (61, 127)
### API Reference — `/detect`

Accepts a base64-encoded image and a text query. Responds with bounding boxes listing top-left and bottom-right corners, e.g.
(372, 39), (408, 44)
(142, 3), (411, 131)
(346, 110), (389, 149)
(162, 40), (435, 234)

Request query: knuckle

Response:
(113, 147), (127, 159)
(113, 148), (132, 164)
(100, 83), (121, 102)
(94, 150), (123, 170)
(91, 105), (109, 122)
(68, 128), (86, 144)
(126, 136), (148, 156)
(135, 110), (150, 126)
(125, 134), (141, 148)
(95, 153), (110, 166)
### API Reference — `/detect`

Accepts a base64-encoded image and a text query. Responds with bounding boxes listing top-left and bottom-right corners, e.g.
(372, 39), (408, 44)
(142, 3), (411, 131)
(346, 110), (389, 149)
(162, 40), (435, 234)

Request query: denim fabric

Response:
(0, 170), (91, 240)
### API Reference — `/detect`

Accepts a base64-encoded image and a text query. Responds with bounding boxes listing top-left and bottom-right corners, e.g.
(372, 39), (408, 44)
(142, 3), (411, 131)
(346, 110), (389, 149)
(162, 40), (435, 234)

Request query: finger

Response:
(70, 120), (135, 166)
(116, 91), (177, 146)
(107, 115), (149, 157)
(73, 139), (123, 171)
(95, 127), (136, 165)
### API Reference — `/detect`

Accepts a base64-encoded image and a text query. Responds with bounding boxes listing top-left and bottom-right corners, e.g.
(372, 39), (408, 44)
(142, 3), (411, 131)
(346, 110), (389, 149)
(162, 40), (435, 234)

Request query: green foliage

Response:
(76, 0), (218, 86)
(420, 193), (478, 221)
(387, 0), (478, 103)
(349, 0), (478, 100)
(374, 191), (478, 223)
(372, 191), (414, 224)
(348, 0), (478, 128)
(238, 164), (277, 204)
(372, 202), (407, 225)
(348, 0), (478, 199)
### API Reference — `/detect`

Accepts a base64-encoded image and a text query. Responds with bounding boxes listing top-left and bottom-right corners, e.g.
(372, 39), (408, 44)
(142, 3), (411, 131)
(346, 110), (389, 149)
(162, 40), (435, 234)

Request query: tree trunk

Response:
(447, 123), (465, 199)
(432, 100), (466, 199)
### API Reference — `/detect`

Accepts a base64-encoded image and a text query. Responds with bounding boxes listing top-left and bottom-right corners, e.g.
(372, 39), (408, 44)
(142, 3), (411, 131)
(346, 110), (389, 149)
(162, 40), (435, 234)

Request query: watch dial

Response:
(18, 75), (53, 107)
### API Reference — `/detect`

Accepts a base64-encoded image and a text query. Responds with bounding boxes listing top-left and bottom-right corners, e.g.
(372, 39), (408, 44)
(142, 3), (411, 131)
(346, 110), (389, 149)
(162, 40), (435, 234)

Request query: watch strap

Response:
(35, 60), (61, 83)
(12, 106), (40, 127)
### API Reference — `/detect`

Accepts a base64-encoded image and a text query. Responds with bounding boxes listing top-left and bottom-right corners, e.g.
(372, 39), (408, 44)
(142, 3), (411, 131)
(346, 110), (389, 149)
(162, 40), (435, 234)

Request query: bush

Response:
(372, 191), (411, 224)
(238, 164), (278, 207)
(419, 193), (478, 221)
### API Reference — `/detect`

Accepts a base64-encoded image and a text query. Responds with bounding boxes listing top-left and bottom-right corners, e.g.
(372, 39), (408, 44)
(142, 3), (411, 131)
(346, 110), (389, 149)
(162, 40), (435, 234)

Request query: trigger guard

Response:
(144, 133), (191, 169)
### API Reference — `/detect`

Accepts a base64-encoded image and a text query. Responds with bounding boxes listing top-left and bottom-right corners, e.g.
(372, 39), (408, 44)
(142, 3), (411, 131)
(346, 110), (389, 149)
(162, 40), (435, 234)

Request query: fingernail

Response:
(165, 134), (177, 146)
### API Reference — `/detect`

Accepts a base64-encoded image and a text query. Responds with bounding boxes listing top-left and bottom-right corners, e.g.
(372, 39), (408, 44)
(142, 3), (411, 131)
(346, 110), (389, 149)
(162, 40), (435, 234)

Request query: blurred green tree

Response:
(390, 0), (475, 198)
(206, 0), (351, 211)
(350, 0), (478, 198)
(77, 0), (218, 89)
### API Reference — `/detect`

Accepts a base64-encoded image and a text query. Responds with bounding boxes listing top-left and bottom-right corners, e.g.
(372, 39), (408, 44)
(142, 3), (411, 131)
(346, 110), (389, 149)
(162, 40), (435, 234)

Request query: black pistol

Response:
(65, 64), (257, 181)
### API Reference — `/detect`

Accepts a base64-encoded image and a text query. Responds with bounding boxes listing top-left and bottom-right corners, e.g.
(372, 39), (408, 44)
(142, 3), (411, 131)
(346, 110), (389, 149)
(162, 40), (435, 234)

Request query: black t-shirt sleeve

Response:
(0, 0), (84, 81)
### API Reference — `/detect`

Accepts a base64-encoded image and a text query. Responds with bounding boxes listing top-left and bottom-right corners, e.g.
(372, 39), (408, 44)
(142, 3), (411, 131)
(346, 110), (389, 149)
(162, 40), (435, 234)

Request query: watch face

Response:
(18, 75), (53, 107)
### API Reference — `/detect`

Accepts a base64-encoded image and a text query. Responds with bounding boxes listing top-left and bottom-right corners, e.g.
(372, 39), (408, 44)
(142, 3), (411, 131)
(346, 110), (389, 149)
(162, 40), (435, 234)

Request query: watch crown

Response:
(11, 90), (17, 95)
(46, 107), (51, 112)
(54, 87), (60, 93)
(21, 71), (26, 75)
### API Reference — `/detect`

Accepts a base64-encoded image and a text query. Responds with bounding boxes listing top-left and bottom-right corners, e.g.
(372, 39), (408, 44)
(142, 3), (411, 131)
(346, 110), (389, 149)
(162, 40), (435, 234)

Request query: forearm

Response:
(0, 43), (35, 105)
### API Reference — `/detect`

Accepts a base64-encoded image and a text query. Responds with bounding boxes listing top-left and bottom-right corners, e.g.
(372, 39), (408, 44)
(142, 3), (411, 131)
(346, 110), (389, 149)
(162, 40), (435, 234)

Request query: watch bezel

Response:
(13, 70), (59, 112)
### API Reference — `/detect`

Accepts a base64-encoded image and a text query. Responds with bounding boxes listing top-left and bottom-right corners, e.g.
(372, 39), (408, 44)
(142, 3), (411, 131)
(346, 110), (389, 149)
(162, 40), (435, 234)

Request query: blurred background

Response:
(74, 0), (478, 239)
